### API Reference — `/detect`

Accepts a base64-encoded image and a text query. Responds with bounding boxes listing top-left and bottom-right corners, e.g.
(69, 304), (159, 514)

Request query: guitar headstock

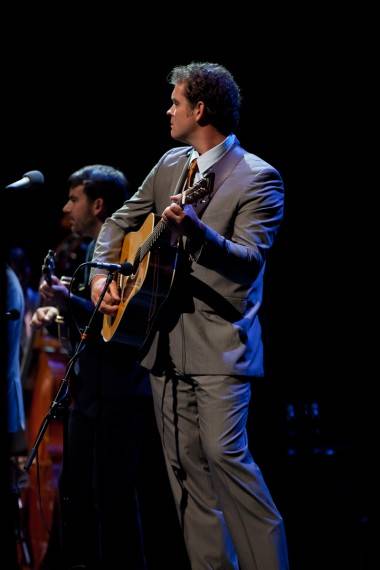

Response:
(41, 249), (56, 286)
(182, 173), (215, 206)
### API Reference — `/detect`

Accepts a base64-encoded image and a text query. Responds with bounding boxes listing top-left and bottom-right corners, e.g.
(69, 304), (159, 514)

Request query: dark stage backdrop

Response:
(1, 19), (367, 570)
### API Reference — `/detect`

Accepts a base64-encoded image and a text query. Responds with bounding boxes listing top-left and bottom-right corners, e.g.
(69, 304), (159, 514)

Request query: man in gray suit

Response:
(91, 62), (289, 570)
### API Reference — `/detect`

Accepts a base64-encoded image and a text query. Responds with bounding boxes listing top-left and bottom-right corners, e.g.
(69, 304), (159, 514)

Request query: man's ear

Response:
(196, 100), (209, 126)
(194, 100), (205, 119)
(93, 197), (105, 217)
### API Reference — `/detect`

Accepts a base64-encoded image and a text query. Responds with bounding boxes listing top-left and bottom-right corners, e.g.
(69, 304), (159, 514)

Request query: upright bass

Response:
(20, 250), (69, 569)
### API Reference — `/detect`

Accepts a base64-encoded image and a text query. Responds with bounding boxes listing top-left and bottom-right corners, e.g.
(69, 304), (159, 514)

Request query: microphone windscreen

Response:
(24, 170), (45, 185)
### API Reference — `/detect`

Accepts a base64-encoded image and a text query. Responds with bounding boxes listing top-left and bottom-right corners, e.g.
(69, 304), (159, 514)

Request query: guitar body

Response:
(102, 213), (178, 347)
(101, 173), (214, 348)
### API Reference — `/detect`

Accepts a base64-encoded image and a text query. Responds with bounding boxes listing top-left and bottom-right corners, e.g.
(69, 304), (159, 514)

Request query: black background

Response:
(1, 10), (368, 569)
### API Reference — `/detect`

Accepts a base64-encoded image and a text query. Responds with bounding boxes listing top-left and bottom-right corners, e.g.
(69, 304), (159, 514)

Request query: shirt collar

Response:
(189, 133), (238, 175)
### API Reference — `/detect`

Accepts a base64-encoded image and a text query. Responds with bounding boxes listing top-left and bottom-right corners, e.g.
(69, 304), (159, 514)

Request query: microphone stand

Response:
(24, 270), (115, 472)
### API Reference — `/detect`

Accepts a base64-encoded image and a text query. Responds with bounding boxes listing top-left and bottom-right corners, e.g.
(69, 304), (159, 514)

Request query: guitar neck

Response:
(132, 174), (213, 271)
(136, 217), (168, 266)
(42, 249), (56, 285)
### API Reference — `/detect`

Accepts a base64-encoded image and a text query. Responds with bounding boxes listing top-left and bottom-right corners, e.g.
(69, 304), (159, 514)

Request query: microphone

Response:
(87, 261), (133, 276)
(5, 170), (45, 190)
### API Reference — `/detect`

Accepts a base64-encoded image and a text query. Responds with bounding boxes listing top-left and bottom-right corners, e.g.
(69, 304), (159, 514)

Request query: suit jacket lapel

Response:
(172, 151), (193, 196)
(195, 143), (244, 218)
(171, 143), (244, 213)
(211, 143), (244, 193)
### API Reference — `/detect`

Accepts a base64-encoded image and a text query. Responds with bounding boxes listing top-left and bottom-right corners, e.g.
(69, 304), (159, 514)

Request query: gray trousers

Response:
(150, 372), (289, 570)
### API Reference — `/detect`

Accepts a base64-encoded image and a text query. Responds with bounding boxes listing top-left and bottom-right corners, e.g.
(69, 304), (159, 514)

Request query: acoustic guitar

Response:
(102, 174), (214, 348)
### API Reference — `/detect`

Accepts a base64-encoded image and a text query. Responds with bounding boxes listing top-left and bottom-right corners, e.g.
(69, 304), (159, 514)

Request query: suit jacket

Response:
(93, 140), (284, 376)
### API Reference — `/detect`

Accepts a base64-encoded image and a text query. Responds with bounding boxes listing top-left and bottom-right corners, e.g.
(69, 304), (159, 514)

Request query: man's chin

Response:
(70, 226), (82, 236)
(171, 132), (186, 144)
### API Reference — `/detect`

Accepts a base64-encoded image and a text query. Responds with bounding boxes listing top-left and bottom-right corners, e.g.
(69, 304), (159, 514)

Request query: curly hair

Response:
(168, 62), (241, 135)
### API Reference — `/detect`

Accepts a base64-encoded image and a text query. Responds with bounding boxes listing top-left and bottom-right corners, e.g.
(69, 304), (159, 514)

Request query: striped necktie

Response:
(186, 158), (198, 188)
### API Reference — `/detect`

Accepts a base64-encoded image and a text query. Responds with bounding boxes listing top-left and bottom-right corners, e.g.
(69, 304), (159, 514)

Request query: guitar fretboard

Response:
(136, 218), (168, 268)
(132, 174), (213, 272)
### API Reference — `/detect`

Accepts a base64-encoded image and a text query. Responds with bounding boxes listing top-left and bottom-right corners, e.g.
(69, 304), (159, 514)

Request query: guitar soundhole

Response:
(118, 272), (139, 303)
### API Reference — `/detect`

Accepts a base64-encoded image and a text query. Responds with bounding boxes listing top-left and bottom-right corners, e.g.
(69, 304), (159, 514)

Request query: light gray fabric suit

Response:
(93, 140), (289, 569)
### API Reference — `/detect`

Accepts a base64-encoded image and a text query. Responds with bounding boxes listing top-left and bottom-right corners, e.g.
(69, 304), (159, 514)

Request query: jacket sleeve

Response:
(187, 167), (284, 283)
(90, 160), (162, 278)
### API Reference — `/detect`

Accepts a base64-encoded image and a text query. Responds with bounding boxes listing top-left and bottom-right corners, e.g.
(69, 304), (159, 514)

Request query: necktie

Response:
(186, 158), (198, 188)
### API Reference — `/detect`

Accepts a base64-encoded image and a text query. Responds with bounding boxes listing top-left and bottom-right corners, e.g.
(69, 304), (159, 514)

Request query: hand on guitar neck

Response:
(39, 249), (71, 308)
(31, 250), (71, 330)
(162, 172), (214, 242)
(162, 192), (205, 239)
(39, 274), (70, 308)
